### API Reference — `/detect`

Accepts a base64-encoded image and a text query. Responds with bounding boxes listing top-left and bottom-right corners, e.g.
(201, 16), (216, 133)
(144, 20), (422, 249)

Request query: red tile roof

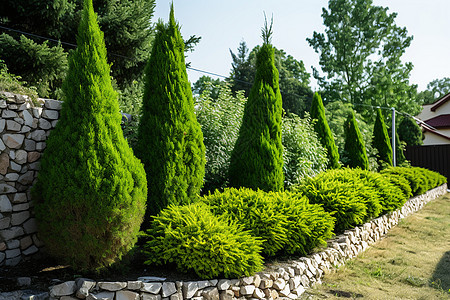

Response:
(425, 114), (450, 128)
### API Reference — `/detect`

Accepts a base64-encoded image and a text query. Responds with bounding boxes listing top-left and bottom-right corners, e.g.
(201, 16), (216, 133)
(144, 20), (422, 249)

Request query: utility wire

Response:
(0, 24), (433, 127)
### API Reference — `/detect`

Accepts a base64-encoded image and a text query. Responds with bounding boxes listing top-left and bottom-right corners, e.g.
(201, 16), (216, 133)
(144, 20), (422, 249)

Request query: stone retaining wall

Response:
(0, 91), (62, 266)
(23, 183), (446, 300)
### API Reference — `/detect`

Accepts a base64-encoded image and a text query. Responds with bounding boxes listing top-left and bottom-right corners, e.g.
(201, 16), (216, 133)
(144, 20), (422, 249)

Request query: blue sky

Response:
(154, 0), (450, 92)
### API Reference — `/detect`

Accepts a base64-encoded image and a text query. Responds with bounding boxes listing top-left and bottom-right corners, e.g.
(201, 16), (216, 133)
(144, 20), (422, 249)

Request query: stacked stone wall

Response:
(0, 91), (62, 266)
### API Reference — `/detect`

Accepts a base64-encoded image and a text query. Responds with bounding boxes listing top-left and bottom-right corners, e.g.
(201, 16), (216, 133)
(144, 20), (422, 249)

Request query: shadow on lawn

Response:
(431, 251), (450, 292)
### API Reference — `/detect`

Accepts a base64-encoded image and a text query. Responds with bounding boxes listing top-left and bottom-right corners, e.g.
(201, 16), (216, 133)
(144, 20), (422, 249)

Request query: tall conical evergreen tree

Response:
(372, 108), (393, 169)
(136, 5), (205, 218)
(229, 16), (284, 192)
(32, 0), (147, 272)
(310, 92), (340, 169)
(343, 110), (369, 170)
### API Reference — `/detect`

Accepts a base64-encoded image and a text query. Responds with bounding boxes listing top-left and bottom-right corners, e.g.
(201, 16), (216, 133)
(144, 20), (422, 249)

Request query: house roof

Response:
(421, 124), (450, 141)
(424, 114), (450, 128)
(431, 92), (450, 112)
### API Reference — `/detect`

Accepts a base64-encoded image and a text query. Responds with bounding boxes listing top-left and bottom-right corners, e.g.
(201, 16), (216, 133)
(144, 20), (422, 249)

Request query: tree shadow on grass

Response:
(431, 251), (450, 292)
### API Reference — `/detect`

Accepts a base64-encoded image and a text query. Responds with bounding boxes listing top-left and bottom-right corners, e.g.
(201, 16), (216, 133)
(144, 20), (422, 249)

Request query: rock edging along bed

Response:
(13, 183), (445, 300)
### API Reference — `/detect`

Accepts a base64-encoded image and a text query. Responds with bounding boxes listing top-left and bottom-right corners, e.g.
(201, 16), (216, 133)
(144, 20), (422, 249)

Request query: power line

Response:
(0, 24), (430, 128)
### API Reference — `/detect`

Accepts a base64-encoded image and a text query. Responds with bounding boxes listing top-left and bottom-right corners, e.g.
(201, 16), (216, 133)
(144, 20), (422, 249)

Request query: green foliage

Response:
(381, 167), (447, 196)
(343, 110), (369, 170)
(0, 0), (156, 90)
(310, 92), (340, 169)
(32, 0), (147, 272)
(282, 113), (328, 187)
(229, 38), (284, 192)
(195, 83), (246, 193)
(136, 6), (205, 218)
(325, 101), (378, 171)
(295, 167), (409, 232)
(398, 117), (423, 146)
(228, 41), (312, 116)
(296, 170), (376, 232)
(350, 169), (407, 213)
(307, 0), (419, 117)
(202, 188), (335, 256)
(372, 108), (393, 169)
(0, 34), (67, 98)
(203, 188), (288, 256)
(143, 202), (264, 279)
(0, 60), (38, 102)
(416, 77), (450, 105)
(192, 76), (226, 100)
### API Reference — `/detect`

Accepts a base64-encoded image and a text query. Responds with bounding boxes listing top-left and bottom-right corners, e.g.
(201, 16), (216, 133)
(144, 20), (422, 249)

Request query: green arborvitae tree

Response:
(32, 0), (147, 272)
(310, 92), (340, 169)
(372, 108), (393, 169)
(343, 110), (369, 170)
(136, 5), (205, 218)
(229, 17), (284, 192)
(398, 116), (423, 146)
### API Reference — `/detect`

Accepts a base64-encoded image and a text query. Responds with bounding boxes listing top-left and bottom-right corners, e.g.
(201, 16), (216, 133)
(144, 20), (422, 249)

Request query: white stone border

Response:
(27, 183), (445, 300)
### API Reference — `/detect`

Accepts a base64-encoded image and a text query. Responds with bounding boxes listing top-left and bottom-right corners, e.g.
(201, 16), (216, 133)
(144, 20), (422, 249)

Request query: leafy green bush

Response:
(350, 169), (407, 213)
(279, 192), (335, 255)
(195, 83), (246, 192)
(203, 188), (335, 256)
(0, 33), (67, 98)
(32, 0), (147, 272)
(203, 188), (288, 256)
(282, 113), (328, 188)
(0, 60), (38, 102)
(143, 202), (264, 279)
(381, 167), (447, 196)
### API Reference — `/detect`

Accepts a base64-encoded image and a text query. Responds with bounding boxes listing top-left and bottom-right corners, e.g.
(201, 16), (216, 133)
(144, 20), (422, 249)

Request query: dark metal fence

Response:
(405, 144), (450, 182)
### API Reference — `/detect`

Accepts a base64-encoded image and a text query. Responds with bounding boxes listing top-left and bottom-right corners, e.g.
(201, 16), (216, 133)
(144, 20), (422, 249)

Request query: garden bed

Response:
(1, 184), (447, 300)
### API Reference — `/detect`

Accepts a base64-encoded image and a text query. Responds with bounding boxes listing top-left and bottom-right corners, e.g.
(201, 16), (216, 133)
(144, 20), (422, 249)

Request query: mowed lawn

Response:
(300, 191), (450, 300)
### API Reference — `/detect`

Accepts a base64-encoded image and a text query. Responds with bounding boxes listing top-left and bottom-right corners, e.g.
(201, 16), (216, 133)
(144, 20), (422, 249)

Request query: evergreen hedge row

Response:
(143, 202), (264, 279)
(202, 188), (335, 257)
(296, 167), (446, 233)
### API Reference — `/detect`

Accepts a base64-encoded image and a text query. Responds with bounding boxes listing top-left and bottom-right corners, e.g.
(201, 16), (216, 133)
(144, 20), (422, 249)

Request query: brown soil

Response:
(0, 250), (202, 293)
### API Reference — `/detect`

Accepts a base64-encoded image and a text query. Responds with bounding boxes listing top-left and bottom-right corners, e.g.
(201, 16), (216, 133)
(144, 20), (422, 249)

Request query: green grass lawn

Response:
(300, 192), (450, 300)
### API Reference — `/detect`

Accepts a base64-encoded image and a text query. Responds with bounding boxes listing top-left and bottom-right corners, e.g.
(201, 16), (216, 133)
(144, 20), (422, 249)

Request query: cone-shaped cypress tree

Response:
(32, 0), (147, 272)
(136, 5), (205, 218)
(343, 110), (369, 170)
(310, 92), (340, 169)
(372, 108), (393, 169)
(229, 17), (284, 192)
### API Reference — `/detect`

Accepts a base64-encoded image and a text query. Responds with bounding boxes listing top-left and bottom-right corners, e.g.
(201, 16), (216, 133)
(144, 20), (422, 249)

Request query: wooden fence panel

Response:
(405, 144), (450, 182)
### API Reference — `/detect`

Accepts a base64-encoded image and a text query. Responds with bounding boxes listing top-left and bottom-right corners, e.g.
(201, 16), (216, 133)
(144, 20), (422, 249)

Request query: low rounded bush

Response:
(278, 192), (335, 255)
(202, 188), (335, 256)
(351, 169), (407, 213)
(143, 202), (263, 279)
(203, 188), (288, 256)
(381, 167), (446, 196)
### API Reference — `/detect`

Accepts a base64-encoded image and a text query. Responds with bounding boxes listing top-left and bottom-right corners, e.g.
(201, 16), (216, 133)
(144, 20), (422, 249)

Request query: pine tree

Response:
(343, 110), (369, 169)
(136, 5), (205, 218)
(229, 16), (284, 192)
(372, 108), (393, 169)
(310, 92), (340, 168)
(32, 0), (147, 272)
(0, 0), (155, 94)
